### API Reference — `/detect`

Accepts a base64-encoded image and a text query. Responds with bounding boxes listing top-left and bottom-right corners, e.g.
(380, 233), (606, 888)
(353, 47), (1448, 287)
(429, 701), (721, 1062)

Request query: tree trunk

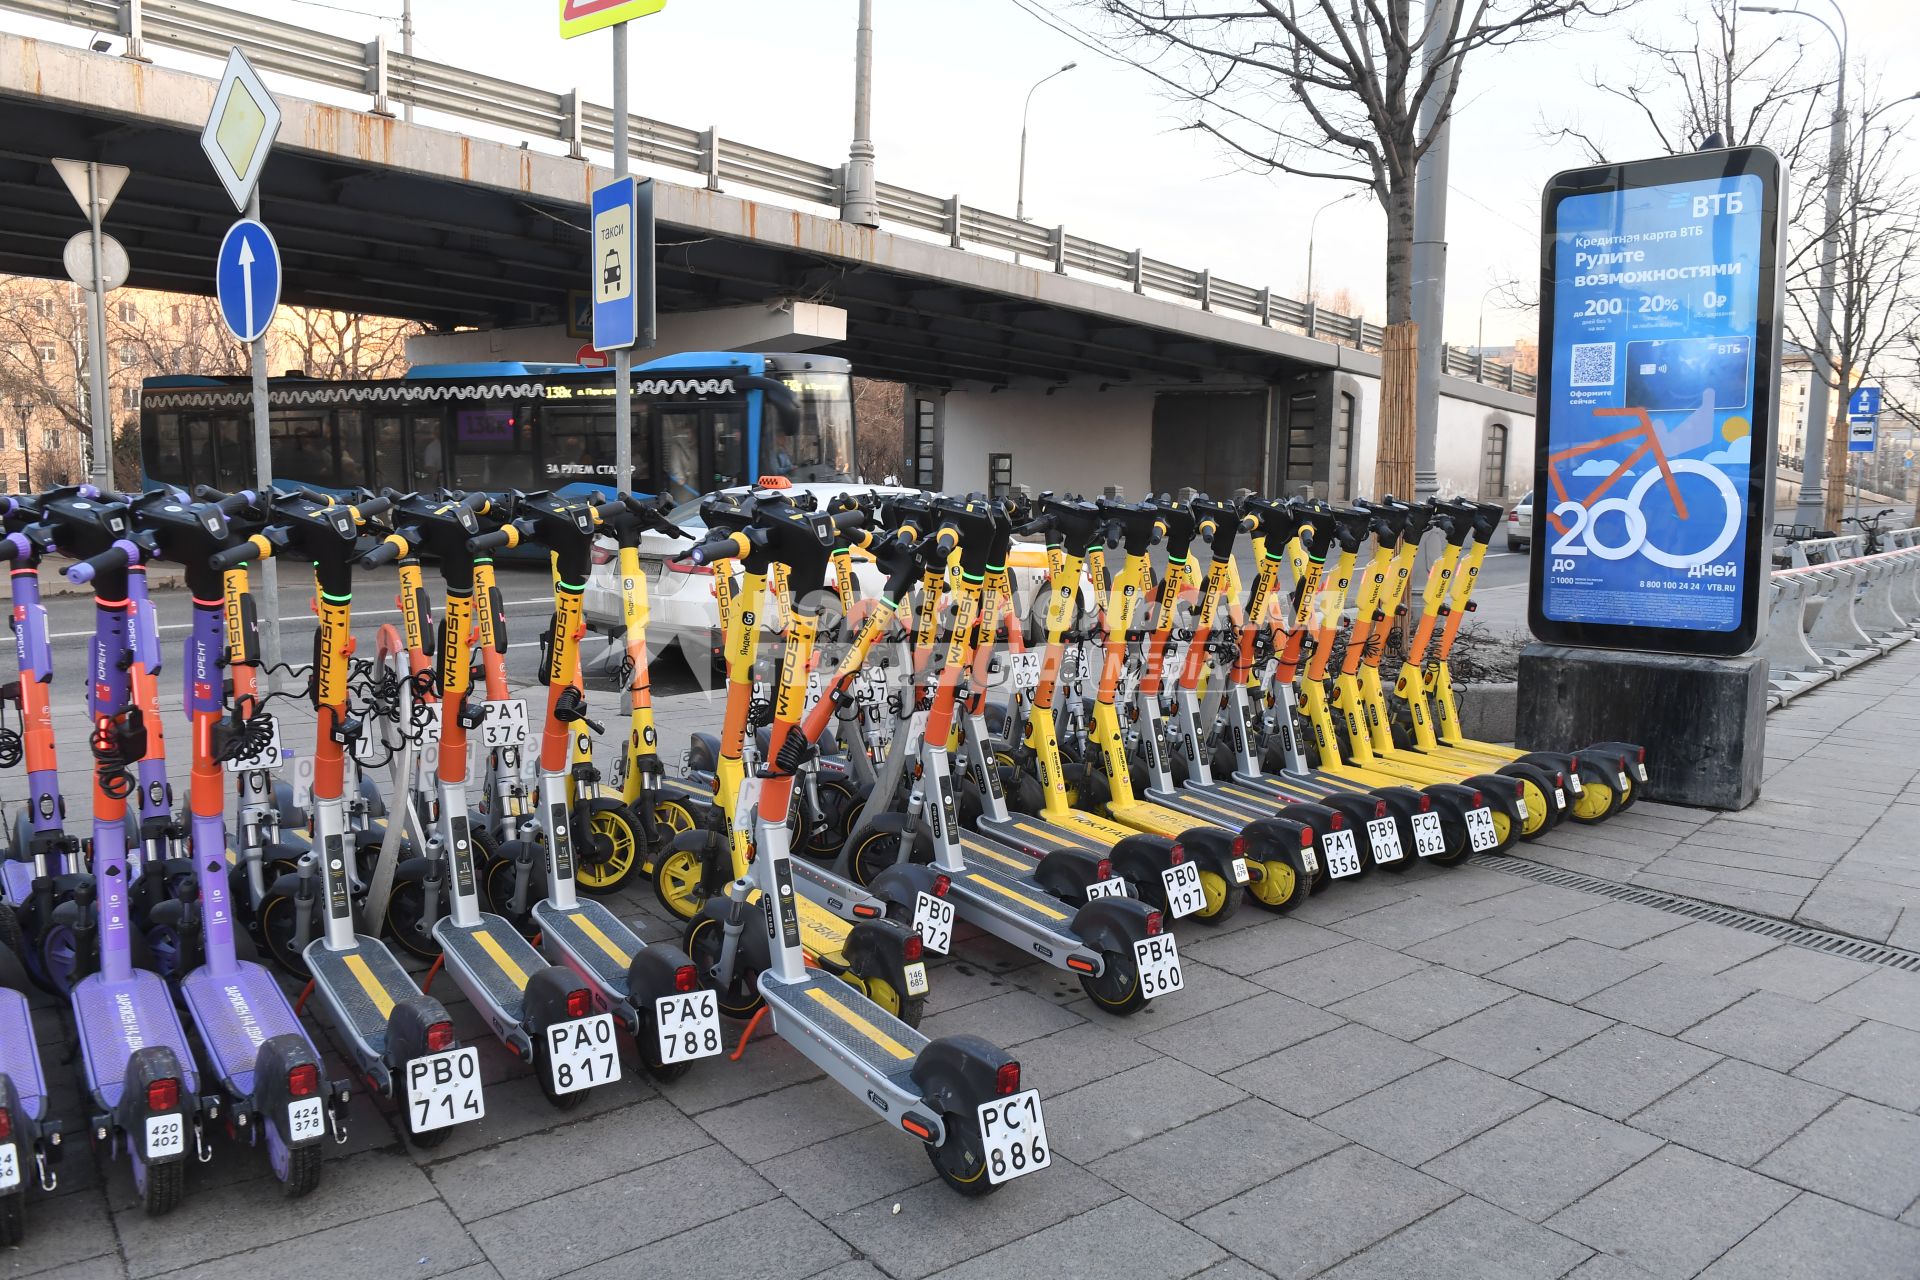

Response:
(1375, 323), (1418, 498)
(1383, 178), (1417, 326)
(1822, 376), (1851, 532)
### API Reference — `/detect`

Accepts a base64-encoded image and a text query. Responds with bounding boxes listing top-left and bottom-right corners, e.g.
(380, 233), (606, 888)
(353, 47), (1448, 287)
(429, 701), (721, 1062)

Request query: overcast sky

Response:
(16, 0), (1915, 348)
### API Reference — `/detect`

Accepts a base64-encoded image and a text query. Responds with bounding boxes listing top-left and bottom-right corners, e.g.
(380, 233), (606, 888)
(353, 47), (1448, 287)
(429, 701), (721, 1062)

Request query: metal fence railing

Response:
(1763, 531), (1920, 707)
(4, 0), (1537, 395)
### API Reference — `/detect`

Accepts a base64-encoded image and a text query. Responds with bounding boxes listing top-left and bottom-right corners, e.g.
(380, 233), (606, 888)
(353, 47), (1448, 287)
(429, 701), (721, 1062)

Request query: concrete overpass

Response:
(0, 1), (1537, 501)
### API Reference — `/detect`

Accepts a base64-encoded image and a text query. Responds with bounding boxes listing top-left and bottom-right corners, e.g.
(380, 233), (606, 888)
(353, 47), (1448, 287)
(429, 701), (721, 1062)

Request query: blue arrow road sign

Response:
(216, 219), (280, 343)
(1849, 385), (1881, 420)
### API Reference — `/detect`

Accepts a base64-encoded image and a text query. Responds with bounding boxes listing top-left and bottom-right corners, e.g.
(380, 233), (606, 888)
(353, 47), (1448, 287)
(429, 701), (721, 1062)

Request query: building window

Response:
(913, 396), (939, 489)
(119, 346), (137, 367)
(12, 430), (23, 450)
(33, 298), (53, 319)
(118, 300), (137, 323)
(1481, 422), (1509, 500)
(41, 429), (58, 451)
(988, 453), (1013, 500)
(121, 385), (140, 409)
(13, 474), (25, 491)
(1332, 391), (1356, 502)
(38, 343), (56, 363)
(1284, 390), (1316, 494)
(171, 305), (184, 324)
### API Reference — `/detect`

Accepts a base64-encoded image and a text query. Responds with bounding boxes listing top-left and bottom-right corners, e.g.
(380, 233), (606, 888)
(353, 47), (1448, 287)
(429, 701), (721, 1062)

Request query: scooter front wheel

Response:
(256, 894), (314, 980)
(574, 800), (644, 896)
(652, 836), (709, 922)
(384, 883), (445, 961)
(682, 916), (764, 1019)
(858, 972), (924, 1030)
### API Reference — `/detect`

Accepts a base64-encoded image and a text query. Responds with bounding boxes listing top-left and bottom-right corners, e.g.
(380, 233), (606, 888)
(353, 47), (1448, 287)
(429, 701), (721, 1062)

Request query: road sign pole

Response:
(246, 189), (282, 684)
(84, 164), (112, 491)
(611, 20), (632, 497)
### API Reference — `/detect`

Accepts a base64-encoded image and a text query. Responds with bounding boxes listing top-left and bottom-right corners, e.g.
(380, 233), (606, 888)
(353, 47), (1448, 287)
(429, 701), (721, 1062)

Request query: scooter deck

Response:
(532, 898), (640, 993)
(761, 970), (924, 1091)
(72, 971), (199, 1110)
(0, 988), (48, 1120)
(1142, 785), (1270, 828)
(434, 917), (535, 1020)
(179, 963), (310, 1096)
(943, 846), (1103, 966)
(976, 811), (1121, 858)
(304, 935), (424, 1055)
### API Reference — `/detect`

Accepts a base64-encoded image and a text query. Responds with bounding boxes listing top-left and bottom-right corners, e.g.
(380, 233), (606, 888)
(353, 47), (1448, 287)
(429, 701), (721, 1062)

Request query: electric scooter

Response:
(210, 486), (484, 1147)
(362, 491), (616, 1110)
(679, 488), (1048, 1196)
(135, 490), (349, 1194)
(43, 488), (209, 1214)
(476, 491), (721, 1080)
(0, 904), (60, 1245)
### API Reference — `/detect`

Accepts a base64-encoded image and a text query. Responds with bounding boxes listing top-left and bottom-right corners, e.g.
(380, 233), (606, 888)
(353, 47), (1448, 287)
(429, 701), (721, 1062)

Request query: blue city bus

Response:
(138, 351), (857, 499)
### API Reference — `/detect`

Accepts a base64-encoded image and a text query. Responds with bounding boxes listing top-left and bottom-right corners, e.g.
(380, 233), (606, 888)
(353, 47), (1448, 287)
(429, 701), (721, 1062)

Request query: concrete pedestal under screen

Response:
(1516, 643), (1768, 811)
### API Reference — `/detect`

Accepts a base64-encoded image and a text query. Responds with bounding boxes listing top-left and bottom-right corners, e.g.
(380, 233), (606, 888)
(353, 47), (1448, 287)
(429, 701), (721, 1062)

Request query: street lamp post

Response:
(1305, 190), (1361, 305)
(1016, 62), (1076, 226)
(1742, 2), (1846, 528)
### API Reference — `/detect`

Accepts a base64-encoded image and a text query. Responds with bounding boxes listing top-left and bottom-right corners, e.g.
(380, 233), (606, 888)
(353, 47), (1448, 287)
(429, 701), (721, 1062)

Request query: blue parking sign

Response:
(591, 176), (654, 352)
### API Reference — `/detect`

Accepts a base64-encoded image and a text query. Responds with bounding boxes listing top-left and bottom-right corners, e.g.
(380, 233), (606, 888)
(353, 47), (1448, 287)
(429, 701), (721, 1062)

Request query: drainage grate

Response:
(1478, 854), (1920, 973)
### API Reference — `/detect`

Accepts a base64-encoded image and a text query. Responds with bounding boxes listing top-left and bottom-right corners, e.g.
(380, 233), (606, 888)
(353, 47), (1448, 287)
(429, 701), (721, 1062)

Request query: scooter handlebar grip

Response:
(0, 533), (24, 564)
(468, 520), (532, 554)
(209, 533), (274, 572)
(592, 499), (627, 525)
(829, 508), (867, 537)
(352, 494), (395, 520)
(683, 533), (747, 566)
(68, 541), (134, 584)
(358, 534), (408, 568)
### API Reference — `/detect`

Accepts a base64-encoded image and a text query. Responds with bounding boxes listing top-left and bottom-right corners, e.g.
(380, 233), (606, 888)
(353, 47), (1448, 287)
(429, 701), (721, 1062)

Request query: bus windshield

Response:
(761, 371), (857, 482)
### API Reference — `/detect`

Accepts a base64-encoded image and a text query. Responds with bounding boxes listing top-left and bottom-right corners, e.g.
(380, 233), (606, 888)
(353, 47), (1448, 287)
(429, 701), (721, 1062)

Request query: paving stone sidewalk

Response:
(4, 642), (1919, 1279)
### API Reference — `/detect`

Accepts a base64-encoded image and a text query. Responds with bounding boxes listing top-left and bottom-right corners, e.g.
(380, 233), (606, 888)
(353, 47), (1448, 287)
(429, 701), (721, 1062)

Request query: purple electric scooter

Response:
(39, 489), (209, 1216)
(131, 489), (347, 1195)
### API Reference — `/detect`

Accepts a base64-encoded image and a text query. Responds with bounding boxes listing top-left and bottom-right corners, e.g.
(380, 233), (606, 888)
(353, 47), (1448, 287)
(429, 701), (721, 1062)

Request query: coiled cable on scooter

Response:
(90, 710), (142, 800)
(0, 726), (20, 770)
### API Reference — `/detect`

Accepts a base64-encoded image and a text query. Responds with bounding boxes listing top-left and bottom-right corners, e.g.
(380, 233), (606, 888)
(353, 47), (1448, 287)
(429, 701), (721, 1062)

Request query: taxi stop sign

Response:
(559, 0), (666, 38)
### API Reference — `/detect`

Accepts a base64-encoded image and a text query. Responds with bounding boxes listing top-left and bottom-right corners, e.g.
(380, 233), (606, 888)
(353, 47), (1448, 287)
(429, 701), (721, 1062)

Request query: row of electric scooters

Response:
(0, 480), (1645, 1241)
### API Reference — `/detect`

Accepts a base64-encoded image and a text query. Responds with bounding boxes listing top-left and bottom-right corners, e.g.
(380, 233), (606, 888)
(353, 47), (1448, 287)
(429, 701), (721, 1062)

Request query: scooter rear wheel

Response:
(574, 800), (644, 897)
(859, 972), (924, 1030)
(1246, 854), (1310, 914)
(271, 1130), (322, 1198)
(0, 1191), (20, 1245)
(1077, 950), (1147, 1015)
(384, 883), (445, 961)
(133, 1154), (183, 1217)
(652, 837), (709, 922)
(926, 1113), (999, 1198)
(534, 1034), (588, 1112)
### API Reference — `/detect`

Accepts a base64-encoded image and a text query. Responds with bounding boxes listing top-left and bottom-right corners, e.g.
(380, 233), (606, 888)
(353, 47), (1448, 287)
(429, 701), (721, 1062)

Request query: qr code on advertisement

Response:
(1569, 342), (1616, 388)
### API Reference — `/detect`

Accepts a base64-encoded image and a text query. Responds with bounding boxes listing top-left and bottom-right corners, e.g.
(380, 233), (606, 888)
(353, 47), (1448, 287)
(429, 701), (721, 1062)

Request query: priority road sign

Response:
(216, 219), (281, 343)
(590, 175), (654, 352)
(559, 0), (666, 39)
(201, 48), (282, 213)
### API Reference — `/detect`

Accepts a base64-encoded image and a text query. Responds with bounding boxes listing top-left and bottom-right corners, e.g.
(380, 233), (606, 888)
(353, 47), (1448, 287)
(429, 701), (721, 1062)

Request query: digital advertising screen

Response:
(1531, 148), (1783, 657)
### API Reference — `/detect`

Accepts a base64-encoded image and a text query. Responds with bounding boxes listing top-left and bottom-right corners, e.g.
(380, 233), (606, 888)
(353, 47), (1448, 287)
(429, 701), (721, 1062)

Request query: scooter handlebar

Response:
(67, 540), (136, 584)
(680, 531), (753, 566)
(357, 535), (408, 568)
(467, 519), (536, 554)
(209, 537), (269, 571)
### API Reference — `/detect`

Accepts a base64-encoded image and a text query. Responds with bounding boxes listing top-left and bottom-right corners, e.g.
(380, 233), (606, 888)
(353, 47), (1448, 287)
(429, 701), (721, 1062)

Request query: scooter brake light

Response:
(1144, 910), (1164, 936)
(931, 874), (951, 897)
(425, 1021), (456, 1053)
(147, 1078), (180, 1112)
(1374, 800), (1388, 819)
(1328, 812), (1344, 829)
(1418, 794), (1432, 812)
(994, 1061), (1021, 1097)
(1471, 790), (1484, 807)
(565, 989), (593, 1020)
(1230, 835), (1248, 856)
(1300, 826), (1314, 847)
(0, 1107), (11, 1140)
(1094, 858), (1112, 881)
(288, 1064), (320, 1098)
(674, 964), (699, 993)
(902, 934), (923, 963)
(1168, 844), (1186, 865)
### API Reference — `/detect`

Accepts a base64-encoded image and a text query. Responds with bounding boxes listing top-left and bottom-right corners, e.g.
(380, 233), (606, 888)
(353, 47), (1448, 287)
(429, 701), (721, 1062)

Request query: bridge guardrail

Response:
(2, 0), (1524, 394)
(1763, 540), (1920, 708)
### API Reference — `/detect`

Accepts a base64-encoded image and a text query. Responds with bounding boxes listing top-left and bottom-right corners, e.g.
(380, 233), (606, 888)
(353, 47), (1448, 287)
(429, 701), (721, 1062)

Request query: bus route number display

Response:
(1532, 148), (1782, 657)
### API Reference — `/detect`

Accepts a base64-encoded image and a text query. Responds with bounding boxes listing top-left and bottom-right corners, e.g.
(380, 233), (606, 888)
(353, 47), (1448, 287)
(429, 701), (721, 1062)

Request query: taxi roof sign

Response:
(559, 0), (666, 38)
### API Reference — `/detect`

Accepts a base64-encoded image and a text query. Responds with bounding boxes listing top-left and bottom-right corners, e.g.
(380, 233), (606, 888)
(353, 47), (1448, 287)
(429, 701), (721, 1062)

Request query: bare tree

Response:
(1034, 0), (1635, 493)
(276, 309), (419, 380)
(852, 377), (905, 483)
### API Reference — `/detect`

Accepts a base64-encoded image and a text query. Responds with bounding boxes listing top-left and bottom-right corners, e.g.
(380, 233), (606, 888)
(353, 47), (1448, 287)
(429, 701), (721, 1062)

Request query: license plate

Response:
(1634, 761), (1648, 782)
(1161, 862), (1206, 918)
(656, 990), (723, 1064)
(407, 1047), (485, 1133)
(0, 1144), (18, 1191)
(287, 1097), (325, 1143)
(1365, 817), (1404, 864)
(222, 713), (282, 773)
(1300, 842), (1319, 874)
(145, 1113), (184, 1160)
(1230, 857), (1250, 884)
(1515, 796), (1529, 823)
(1465, 806), (1499, 852)
(1616, 771), (1630, 793)
(977, 1089), (1051, 1185)
(1085, 876), (1129, 901)
(545, 1013), (621, 1095)
(904, 961), (929, 996)
(1322, 828), (1362, 878)
(1132, 933), (1184, 999)
(1567, 773), (1584, 796)
(912, 891), (955, 955)
(1007, 651), (1043, 693)
(1412, 811), (1446, 857)
(480, 699), (530, 748)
